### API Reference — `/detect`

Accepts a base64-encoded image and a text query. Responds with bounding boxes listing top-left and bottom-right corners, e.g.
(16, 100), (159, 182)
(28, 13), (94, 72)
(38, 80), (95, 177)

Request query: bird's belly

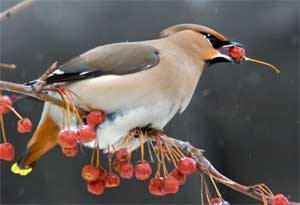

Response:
(83, 102), (179, 150)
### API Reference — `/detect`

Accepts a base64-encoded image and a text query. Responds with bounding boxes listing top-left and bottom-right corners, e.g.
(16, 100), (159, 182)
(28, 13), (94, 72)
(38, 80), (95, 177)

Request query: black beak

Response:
(207, 41), (244, 66)
(222, 41), (243, 49)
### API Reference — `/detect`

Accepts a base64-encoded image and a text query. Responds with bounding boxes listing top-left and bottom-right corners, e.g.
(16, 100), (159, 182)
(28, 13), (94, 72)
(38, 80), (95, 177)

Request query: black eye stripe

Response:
(200, 32), (227, 49)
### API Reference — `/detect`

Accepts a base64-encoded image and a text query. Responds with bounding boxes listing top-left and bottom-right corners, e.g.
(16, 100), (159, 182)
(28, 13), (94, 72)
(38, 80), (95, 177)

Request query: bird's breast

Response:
(83, 100), (181, 150)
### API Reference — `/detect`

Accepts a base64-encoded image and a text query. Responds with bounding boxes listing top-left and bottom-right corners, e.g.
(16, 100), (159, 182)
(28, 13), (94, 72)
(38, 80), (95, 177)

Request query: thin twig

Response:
(169, 138), (300, 205)
(0, 0), (36, 22)
(0, 63), (16, 69)
(0, 80), (86, 115)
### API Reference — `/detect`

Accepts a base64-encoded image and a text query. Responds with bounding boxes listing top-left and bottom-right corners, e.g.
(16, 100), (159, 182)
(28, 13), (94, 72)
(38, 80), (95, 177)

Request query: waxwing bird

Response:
(12, 24), (243, 175)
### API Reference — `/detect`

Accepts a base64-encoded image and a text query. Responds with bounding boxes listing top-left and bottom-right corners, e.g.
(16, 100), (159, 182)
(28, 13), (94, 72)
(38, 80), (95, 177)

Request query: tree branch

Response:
(0, 77), (298, 204)
(0, 80), (86, 115)
(0, 0), (36, 22)
(0, 63), (16, 69)
(171, 138), (300, 205)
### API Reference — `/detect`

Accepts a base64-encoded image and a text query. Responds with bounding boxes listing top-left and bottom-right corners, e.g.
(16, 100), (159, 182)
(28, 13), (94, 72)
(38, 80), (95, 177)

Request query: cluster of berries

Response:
(0, 95), (32, 161)
(148, 157), (196, 196)
(80, 136), (197, 196)
(113, 148), (152, 180)
(57, 110), (105, 157)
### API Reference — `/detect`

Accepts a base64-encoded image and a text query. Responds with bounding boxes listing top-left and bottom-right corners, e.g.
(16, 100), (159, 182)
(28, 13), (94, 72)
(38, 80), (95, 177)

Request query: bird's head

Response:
(160, 24), (280, 73)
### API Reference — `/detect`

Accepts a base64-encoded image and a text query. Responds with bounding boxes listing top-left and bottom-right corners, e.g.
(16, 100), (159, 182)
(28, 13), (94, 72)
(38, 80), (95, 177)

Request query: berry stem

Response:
(0, 114), (7, 143)
(96, 143), (100, 168)
(65, 88), (94, 111)
(244, 56), (281, 74)
(169, 146), (181, 162)
(57, 89), (71, 129)
(200, 174), (205, 205)
(158, 139), (168, 177)
(128, 139), (134, 162)
(163, 134), (185, 158)
(4, 104), (23, 120)
(148, 140), (161, 163)
(145, 135), (154, 163)
(208, 173), (223, 200)
(162, 138), (177, 168)
(155, 161), (161, 178)
(138, 129), (145, 162)
(203, 175), (212, 203)
(255, 184), (274, 197)
(109, 158), (112, 174)
(63, 89), (84, 126)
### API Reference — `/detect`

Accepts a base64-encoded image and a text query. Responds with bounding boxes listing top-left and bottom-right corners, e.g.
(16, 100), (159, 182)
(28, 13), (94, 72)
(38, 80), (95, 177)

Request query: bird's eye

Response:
(201, 32), (227, 49)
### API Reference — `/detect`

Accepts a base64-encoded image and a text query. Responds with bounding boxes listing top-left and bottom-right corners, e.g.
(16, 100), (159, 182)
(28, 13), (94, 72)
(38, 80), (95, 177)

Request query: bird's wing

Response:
(46, 42), (160, 84)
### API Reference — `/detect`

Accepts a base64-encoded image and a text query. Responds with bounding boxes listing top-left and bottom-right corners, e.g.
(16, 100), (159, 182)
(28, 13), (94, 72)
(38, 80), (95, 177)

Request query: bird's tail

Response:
(11, 114), (60, 176)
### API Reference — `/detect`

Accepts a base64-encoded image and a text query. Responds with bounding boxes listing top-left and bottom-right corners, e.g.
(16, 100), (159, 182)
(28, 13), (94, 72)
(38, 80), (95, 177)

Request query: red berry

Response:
(148, 177), (165, 196)
(87, 180), (105, 195)
(0, 143), (15, 161)
(178, 157), (196, 175)
(77, 125), (96, 143)
(105, 173), (120, 188)
(162, 176), (179, 194)
(116, 148), (130, 161)
(87, 110), (105, 126)
(57, 130), (77, 148)
(81, 164), (100, 182)
(119, 162), (134, 179)
(134, 160), (152, 180)
(228, 46), (245, 62)
(61, 145), (78, 157)
(0, 95), (12, 114)
(272, 194), (289, 205)
(210, 198), (222, 205)
(171, 168), (186, 185)
(113, 158), (122, 172)
(17, 118), (32, 133)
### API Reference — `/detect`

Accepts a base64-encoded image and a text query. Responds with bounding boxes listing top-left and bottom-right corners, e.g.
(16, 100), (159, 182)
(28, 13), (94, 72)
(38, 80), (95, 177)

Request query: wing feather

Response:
(46, 43), (160, 84)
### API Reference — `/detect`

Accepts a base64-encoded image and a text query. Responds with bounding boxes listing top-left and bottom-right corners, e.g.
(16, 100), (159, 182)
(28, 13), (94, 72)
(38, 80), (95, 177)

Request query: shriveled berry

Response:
(77, 125), (96, 143)
(134, 160), (152, 180)
(87, 110), (105, 126)
(87, 180), (105, 195)
(171, 168), (186, 185)
(272, 194), (289, 205)
(148, 177), (165, 196)
(162, 176), (179, 194)
(81, 164), (100, 182)
(57, 130), (77, 148)
(228, 46), (245, 62)
(178, 157), (196, 175)
(210, 198), (222, 205)
(116, 148), (130, 161)
(105, 173), (120, 188)
(0, 143), (15, 161)
(0, 95), (12, 114)
(119, 162), (134, 179)
(61, 145), (78, 157)
(17, 118), (32, 133)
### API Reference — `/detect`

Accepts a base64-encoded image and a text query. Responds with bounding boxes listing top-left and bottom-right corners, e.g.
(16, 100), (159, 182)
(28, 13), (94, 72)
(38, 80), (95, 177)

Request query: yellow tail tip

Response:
(11, 162), (32, 176)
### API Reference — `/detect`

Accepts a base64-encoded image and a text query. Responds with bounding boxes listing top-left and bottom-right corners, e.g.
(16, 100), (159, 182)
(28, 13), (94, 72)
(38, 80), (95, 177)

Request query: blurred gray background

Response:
(0, 0), (299, 204)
